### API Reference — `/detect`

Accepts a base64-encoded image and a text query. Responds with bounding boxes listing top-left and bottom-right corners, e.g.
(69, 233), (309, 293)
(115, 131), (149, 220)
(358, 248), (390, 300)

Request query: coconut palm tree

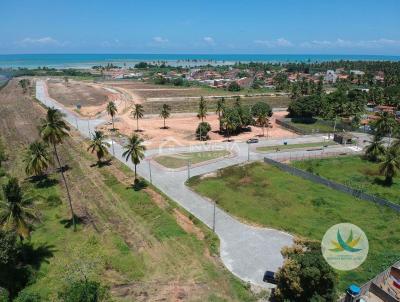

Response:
(132, 104), (144, 131)
(0, 178), (38, 240)
(39, 107), (76, 231)
(197, 97), (207, 122)
(87, 131), (110, 165)
(256, 113), (268, 137)
(374, 112), (397, 143)
(216, 97), (225, 133)
(122, 134), (146, 183)
(106, 101), (117, 131)
(159, 104), (171, 129)
(364, 134), (386, 162)
(222, 117), (235, 142)
(24, 141), (52, 177)
(379, 145), (400, 186)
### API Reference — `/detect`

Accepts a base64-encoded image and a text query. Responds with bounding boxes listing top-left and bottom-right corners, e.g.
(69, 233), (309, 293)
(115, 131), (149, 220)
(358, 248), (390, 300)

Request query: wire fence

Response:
(264, 157), (400, 213)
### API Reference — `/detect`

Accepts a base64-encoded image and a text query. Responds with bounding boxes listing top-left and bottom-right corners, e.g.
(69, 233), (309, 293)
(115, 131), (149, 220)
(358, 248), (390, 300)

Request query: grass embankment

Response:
(0, 79), (258, 301)
(256, 141), (337, 152)
(154, 150), (230, 169)
(292, 156), (400, 204)
(187, 162), (400, 290)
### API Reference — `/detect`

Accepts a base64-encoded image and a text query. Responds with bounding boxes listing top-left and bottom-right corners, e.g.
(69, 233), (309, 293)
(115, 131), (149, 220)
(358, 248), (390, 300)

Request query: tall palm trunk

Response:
(262, 124), (265, 137)
(136, 118), (139, 131)
(218, 113), (222, 132)
(134, 164), (137, 181)
(164, 118), (166, 129)
(53, 143), (76, 231)
(112, 115), (115, 130)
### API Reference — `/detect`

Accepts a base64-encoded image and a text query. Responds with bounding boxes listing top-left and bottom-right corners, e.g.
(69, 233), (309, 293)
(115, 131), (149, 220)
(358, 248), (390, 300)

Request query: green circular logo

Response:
(321, 223), (368, 271)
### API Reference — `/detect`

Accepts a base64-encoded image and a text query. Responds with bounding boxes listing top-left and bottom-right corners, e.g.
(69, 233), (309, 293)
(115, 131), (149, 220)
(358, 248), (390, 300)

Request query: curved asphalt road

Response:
(35, 80), (360, 287)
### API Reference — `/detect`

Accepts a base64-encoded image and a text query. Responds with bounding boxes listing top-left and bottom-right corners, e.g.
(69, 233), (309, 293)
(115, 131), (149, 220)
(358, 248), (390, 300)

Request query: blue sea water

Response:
(0, 54), (400, 69)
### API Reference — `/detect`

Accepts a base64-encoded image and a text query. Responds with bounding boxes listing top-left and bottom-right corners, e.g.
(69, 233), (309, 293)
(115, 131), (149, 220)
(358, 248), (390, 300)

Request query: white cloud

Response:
(254, 38), (293, 48)
(203, 36), (215, 45)
(101, 39), (122, 48)
(152, 36), (169, 43)
(300, 38), (400, 49)
(18, 36), (64, 46)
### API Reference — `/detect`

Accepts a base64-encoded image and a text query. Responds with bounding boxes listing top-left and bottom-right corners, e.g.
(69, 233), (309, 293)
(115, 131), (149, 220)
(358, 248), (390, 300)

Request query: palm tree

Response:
(132, 104), (144, 131)
(106, 101), (118, 131)
(87, 131), (110, 165)
(159, 104), (171, 129)
(39, 107), (76, 231)
(364, 134), (386, 162)
(216, 97), (225, 132)
(197, 97), (207, 122)
(379, 145), (400, 186)
(0, 178), (38, 240)
(122, 134), (146, 183)
(256, 113), (268, 137)
(374, 112), (397, 143)
(222, 117), (235, 142)
(24, 141), (52, 177)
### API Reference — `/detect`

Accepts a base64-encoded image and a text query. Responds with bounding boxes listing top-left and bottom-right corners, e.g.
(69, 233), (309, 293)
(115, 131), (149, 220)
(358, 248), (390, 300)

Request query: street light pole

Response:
(187, 160), (191, 180)
(87, 119), (91, 137)
(111, 137), (115, 156)
(247, 143), (250, 161)
(148, 160), (152, 184)
(75, 116), (79, 130)
(212, 199), (216, 233)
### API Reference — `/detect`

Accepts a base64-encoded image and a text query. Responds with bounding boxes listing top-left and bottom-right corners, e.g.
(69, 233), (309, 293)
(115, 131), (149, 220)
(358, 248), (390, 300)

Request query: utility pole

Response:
(247, 143), (250, 161)
(75, 116), (79, 130)
(187, 160), (191, 180)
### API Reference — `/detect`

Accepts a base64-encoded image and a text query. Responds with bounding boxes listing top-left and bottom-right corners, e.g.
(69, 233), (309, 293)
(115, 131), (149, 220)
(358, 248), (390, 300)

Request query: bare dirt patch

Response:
(100, 110), (297, 149)
(47, 78), (116, 116)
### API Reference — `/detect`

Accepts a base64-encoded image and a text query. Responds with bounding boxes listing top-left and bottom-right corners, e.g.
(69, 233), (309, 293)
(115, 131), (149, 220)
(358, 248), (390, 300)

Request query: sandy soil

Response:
(47, 78), (127, 116)
(98, 110), (296, 149)
(44, 78), (295, 149)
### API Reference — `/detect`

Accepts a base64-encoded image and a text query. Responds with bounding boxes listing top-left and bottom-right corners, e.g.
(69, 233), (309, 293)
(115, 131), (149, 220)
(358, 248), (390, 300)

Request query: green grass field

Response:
(292, 156), (400, 204)
(285, 119), (335, 133)
(154, 150), (230, 169)
(187, 162), (400, 290)
(256, 141), (337, 152)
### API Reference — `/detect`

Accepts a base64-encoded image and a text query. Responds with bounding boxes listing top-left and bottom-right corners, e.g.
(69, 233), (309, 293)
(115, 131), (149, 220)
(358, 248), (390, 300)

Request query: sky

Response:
(1, 0), (400, 55)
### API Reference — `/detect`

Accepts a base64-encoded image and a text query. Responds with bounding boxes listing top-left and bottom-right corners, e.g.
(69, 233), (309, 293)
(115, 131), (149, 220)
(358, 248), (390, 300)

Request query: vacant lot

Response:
(292, 156), (400, 204)
(187, 162), (400, 290)
(154, 150), (231, 169)
(0, 79), (257, 301)
(256, 141), (337, 152)
(48, 78), (109, 107)
(143, 95), (290, 114)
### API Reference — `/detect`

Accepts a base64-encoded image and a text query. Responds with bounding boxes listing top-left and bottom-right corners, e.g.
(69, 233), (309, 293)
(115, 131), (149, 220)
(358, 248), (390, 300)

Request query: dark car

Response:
(263, 271), (276, 284)
(246, 138), (259, 144)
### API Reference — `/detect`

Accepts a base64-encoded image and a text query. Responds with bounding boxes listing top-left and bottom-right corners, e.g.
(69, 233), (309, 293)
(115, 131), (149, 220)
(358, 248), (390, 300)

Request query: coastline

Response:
(1, 53), (400, 69)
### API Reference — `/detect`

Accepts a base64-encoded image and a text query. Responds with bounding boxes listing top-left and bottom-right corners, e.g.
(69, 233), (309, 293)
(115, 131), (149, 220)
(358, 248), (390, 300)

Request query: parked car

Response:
(246, 138), (259, 144)
(263, 270), (276, 284)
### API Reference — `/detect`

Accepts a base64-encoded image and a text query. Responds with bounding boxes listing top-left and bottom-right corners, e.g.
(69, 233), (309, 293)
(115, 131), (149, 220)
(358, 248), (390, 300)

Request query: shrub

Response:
(227, 81), (241, 92)
(196, 122), (211, 141)
(14, 290), (41, 302)
(58, 280), (109, 302)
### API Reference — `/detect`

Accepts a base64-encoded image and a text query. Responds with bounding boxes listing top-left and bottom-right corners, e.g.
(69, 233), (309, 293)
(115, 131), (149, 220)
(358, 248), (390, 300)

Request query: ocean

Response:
(0, 54), (400, 69)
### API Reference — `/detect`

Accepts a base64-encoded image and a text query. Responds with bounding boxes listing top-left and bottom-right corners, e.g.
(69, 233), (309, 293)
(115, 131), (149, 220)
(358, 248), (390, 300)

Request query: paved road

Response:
(35, 80), (360, 287)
